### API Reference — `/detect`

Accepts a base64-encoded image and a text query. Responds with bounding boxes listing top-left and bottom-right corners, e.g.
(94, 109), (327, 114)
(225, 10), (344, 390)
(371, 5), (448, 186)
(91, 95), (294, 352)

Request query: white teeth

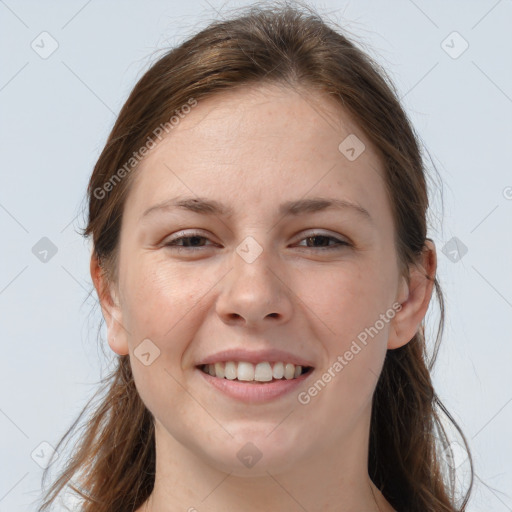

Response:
(224, 361), (237, 380)
(272, 361), (284, 379)
(254, 362), (273, 382)
(201, 361), (308, 382)
(284, 363), (295, 380)
(237, 361), (255, 381)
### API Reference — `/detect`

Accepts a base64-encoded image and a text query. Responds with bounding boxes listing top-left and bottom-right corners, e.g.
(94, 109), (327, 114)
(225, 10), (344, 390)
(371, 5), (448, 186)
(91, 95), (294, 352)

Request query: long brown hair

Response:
(38, 2), (473, 510)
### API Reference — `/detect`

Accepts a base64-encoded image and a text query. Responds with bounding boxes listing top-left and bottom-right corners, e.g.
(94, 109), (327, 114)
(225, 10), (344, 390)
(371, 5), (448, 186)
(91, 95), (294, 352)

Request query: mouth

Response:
(195, 361), (315, 403)
(196, 361), (314, 383)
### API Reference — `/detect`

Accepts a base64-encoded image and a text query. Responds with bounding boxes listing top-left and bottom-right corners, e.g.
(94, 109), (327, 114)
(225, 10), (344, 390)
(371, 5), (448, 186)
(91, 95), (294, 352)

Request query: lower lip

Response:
(196, 367), (314, 403)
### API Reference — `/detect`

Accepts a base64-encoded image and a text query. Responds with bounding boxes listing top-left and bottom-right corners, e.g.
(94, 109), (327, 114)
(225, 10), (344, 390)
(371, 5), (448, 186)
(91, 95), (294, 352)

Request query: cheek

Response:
(121, 260), (211, 374)
(125, 258), (205, 323)
(123, 264), (208, 416)
(299, 258), (389, 338)
(299, 261), (391, 400)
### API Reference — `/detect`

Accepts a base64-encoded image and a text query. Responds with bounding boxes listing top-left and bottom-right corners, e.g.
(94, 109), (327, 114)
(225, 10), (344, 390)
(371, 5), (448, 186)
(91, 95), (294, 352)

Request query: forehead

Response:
(124, 83), (390, 227)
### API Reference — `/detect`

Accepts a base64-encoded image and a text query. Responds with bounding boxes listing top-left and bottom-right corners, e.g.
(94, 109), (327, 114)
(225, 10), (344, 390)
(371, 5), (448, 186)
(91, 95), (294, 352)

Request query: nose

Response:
(215, 243), (294, 329)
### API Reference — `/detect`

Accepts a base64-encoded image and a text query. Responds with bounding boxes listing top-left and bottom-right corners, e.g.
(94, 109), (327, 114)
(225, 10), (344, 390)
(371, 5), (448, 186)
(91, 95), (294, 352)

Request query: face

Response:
(97, 84), (426, 477)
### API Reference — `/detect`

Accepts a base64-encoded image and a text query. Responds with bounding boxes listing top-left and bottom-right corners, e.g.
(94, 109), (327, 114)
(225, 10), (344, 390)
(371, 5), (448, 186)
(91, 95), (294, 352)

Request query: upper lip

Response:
(196, 348), (315, 367)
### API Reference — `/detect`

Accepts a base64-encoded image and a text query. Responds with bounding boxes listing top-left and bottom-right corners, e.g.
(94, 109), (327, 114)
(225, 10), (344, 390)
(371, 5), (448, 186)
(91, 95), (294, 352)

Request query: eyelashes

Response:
(295, 234), (350, 250)
(163, 231), (351, 252)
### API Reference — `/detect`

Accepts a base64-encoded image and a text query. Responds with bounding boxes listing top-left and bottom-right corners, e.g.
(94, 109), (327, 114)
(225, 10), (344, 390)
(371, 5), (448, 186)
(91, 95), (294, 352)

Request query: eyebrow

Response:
(140, 196), (373, 223)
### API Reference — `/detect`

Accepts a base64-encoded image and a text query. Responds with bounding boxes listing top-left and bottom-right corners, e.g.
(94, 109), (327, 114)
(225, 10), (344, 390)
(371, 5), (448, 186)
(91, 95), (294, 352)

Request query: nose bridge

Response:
(216, 234), (293, 326)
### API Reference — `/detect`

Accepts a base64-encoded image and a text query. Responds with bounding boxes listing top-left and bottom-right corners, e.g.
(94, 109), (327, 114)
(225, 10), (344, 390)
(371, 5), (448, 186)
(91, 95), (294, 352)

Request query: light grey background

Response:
(1, 0), (511, 510)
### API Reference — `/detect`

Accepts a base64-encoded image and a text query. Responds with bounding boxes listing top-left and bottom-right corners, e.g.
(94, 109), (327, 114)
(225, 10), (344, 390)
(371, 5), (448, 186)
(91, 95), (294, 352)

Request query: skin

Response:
(91, 83), (436, 512)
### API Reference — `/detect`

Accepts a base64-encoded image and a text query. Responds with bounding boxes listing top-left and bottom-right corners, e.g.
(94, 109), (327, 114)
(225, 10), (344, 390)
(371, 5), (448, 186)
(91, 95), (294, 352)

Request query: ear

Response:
(90, 249), (130, 356)
(387, 239), (437, 350)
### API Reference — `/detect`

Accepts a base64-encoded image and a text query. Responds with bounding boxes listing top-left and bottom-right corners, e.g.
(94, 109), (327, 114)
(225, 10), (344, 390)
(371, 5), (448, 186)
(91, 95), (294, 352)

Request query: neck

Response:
(139, 406), (394, 512)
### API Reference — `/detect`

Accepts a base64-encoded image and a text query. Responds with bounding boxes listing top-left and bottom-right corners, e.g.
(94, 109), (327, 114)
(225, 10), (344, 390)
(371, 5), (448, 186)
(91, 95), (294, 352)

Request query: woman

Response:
(39, 2), (473, 511)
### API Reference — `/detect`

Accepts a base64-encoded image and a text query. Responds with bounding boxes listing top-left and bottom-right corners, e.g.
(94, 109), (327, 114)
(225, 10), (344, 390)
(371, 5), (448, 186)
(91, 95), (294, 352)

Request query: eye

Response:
(295, 232), (351, 251)
(163, 230), (350, 252)
(163, 231), (214, 251)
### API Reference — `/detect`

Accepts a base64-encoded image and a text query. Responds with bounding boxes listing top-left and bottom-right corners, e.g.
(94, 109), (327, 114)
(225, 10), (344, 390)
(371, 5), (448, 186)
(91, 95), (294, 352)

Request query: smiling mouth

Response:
(196, 362), (314, 383)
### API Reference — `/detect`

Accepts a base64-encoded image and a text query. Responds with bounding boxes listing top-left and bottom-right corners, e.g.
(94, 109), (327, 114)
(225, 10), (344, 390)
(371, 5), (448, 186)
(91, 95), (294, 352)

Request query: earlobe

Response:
(108, 333), (130, 356)
(106, 308), (130, 356)
(387, 240), (437, 350)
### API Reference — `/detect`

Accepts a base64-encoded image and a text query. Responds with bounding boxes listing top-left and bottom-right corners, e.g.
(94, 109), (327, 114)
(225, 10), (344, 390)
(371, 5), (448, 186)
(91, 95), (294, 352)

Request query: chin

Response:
(201, 435), (306, 477)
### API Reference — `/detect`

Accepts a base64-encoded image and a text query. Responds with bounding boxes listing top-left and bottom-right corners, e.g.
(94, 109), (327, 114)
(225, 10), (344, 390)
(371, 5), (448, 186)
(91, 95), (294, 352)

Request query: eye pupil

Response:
(187, 236), (204, 246)
(308, 235), (329, 247)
